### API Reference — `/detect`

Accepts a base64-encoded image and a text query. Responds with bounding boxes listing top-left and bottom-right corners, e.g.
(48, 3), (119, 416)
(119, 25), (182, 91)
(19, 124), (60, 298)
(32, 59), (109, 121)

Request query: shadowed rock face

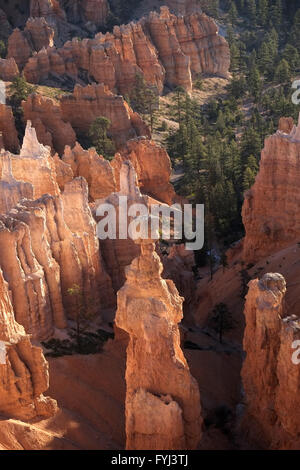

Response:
(242, 115), (300, 263)
(241, 273), (300, 449)
(0, 265), (57, 421)
(18, 7), (229, 93)
(0, 104), (20, 154)
(116, 240), (202, 450)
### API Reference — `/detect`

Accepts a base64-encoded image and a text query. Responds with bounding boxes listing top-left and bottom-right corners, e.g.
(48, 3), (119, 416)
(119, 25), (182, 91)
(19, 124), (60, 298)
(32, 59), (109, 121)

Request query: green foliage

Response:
(9, 75), (36, 108)
(8, 75), (37, 138)
(88, 116), (115, 160)
(130, 74), (159, 132)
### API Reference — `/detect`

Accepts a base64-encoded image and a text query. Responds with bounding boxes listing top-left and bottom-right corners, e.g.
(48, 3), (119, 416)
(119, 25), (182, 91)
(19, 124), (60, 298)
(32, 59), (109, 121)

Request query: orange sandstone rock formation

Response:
(0, 121), (60, 199)
(0, 104), (20, 153)
(116, 137), (175, 205)
(243, 115), (300, 263)
(30, 0), (66, 21)
(7, 18), (54, 69)
(61, 84), (150, 149)
(116, 239), (202, 449)
(241, 273), (300, 449)
(0, 266), (57, 420)
(22, 93), (76, 155)
(0, 123), (113, 338)
(0, 154), (33, 213)
(0, 57), (19, 81)
(22, 8), (229, 93)
(62, 142), (116, 200)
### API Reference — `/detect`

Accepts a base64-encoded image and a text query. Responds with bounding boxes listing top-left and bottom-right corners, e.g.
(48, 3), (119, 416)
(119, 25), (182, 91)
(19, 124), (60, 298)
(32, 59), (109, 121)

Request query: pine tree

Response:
(290, 9), (300, 50)
(257, 0), (268, 26)
(275, 59), (291, 84)
(88, 116), (115, 160)
(247, 0), (257, 24)
(229, 1), (238, 24)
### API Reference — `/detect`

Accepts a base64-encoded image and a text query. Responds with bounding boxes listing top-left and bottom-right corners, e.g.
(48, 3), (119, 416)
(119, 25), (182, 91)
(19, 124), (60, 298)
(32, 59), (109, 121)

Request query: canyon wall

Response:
(116, 239), (202, 449)
(243, 115), (300, 263)
(0, 122), (113, 339)
(20, 7), (229, 93)
(22, 85), (150, 154)
(241, 273), (300, 449)
(0, 265), (57, 421)
(0, 58), (19, 81)
(60, 84), (150, 148)
(0, 104), (20, 153)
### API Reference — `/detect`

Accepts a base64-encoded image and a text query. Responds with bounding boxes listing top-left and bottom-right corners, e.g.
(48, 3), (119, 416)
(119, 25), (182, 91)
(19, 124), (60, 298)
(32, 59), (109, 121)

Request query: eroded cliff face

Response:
(0, 265), (57, 420)
(0, 122), (113, 339)
(0, 58), (19, 81)
(241, 273), (300, 449)
(0, 104), (20, 153)
(21, 85), (149, 153)
(242, 115), (300, 263)
(60, 84), (150, 149)
(22, 93), (76, 155)
(20, 7), (229, 93)
(116, 239), (202, 449)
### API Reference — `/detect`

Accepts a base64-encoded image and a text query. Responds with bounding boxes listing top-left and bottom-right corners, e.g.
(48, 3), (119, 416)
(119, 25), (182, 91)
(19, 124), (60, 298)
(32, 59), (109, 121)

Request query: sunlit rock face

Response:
(22, 93), (76, 155)
(242, 115), (300, 263)
(241, 273), (300, 449)
(60, 84), (150, 149)
(20, 7), (229, 94)
(0, 122), (113, 339)
(116, 239), (202, 450)
(0, 265), (57, 421)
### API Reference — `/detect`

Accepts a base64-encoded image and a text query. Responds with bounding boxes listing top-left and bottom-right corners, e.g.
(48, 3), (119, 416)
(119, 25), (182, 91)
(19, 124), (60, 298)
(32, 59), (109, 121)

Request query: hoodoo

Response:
(116, 239), (202, 449)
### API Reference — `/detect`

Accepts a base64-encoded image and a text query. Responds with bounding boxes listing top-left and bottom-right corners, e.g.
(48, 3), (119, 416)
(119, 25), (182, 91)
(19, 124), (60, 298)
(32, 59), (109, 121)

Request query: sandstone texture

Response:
(21, 85), (150, 154)
(116, 239), (202, 449)
(62, 142), (116, 199)
(241, 273), (300, 449)
(0, 58), (19, 81)
(61, 84), (150, 148)
(0, 265), (57, 420)
(21, 8), (229, 94)
(0, 122), (113, 339)
(0, 104), (20, 153)
(243, 115), (300, 263)
(116, 137), (175, 204)
(23, 93), (76, 155)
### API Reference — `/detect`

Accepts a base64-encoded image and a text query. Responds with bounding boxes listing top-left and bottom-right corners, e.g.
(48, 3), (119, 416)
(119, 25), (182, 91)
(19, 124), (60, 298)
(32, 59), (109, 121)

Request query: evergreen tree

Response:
(257, 0), (268, 26)
(275, 59), (291, 84)
(88, 117), (115, 160)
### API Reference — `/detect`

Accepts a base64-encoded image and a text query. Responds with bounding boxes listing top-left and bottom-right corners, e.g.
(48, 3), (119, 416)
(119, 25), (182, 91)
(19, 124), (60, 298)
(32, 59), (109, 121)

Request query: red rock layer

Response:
(115, 137), (175, 205)
(0, 123), (113, 339)
(0, 58), (19, 81)
(60, 84), (150, 149)
(22, 7), (229, 93)
(243, 116), (300, 263)
(0, 104), (20, 153)
(241, 273), (300, 449)
(0, 265), (57, 421)
(22, 93), (76, 155)
(116, 239), (202, 449)
(62, 142), (116, 199)
(21, 85), (149, 154)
